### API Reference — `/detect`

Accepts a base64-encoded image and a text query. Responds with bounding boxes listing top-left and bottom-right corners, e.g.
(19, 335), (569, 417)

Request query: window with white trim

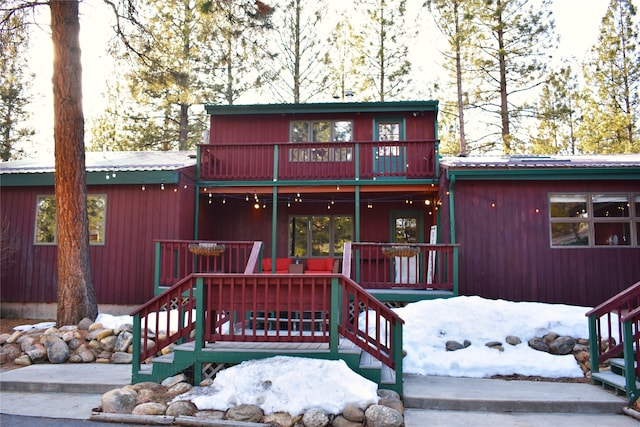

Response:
(34, 194), (107, 245)
(549, 193), (639, 247)
(289, 120), (353, 162)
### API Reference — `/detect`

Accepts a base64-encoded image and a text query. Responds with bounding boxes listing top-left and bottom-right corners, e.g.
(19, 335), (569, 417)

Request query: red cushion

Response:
(262, 258), (291, 273)
(306, 258), (334, 272)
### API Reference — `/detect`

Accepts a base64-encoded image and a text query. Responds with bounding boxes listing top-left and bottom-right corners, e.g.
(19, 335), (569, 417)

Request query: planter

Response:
(381, 245), (420, 258)
(188, 243), (225, 256)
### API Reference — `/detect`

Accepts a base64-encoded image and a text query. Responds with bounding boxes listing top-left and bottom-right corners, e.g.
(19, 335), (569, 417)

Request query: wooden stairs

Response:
(134, 337), (399, 393)
(592, 358), (640, 399)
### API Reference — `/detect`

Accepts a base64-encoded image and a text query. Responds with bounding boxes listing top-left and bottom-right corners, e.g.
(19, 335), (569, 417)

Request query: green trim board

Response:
(205, 100), (439, 116)
(0, 170), (182, 187)
(445, 167), (640, 181)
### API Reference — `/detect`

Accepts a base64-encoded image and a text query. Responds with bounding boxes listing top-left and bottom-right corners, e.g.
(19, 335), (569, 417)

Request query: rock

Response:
(40, 334), (70, 363)
(0, 333), (11, 344)
(88, 322), (104, 332)
(129, 382), (168, 393)
(364, 404), (403, 427)
(161, 373), (187, 388)
(543, 333), (559, 344)
(486, 341), (504, 352)
(301, 408), (330, 427)
(166, 401), (198, 417)
(67, 338), (83, 351)
(377, 389), (400, 400)
(505, 335), (521, 346)
(88, 339), (101, 350)
(110, 352), (132, 364)
(574, 350), (589, 364)
(0, 343), (22, 361)
(19, 336), (37, 352)
(195, 410), (225, 420)
(61, 331), (75, 342)
(573, 343), (589, 353)
(332, 415), (362, 427)
(114, 331), (133, 352)
(77, 345), (97, 362)
(43, 326), (59, 336)
(167, 382), (193, 398)
(78, 318), (94, 330)
(101, 388), (138, 414)
(342, 403), (365, 422)
(135, 388), (158, 404)
(199, 378), (214, 386)
(224, 403), (264, 423)
(263, 411), (295, 426)
(549, 336), (576, 355)
(14, 354), (32, 366)
(26, 344), (48, 362)
(378, 396), (404, 415)
(86, 328), (112, 341)
(100, 335), (117, 352)
(68, 354), (82, 363)
(528, 337), (549, 353)
(6, 330), (23, 344)
(445, 340), (465, 351)
(132, 402), (167, 415)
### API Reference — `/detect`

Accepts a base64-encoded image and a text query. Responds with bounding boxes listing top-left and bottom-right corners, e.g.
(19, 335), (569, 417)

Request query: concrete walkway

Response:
(0, 364), (638, 426)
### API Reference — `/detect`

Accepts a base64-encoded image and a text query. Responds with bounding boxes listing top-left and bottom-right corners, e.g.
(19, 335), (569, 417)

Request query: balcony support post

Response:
(271, 186), (278, 260)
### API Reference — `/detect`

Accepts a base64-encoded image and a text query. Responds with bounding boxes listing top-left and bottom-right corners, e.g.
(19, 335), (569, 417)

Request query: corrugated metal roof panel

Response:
(440, 154), (640, 169)
(0, 151), (197, 174)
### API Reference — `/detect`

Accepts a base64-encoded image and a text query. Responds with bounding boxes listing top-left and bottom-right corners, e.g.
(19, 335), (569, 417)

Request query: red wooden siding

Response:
(1, 172), (196, 305)
(445, 179), (640, 307)
(208, 111), (438, 144)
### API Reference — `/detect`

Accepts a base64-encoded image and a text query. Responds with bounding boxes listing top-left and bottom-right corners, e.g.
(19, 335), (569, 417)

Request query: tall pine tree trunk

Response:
(51, 0), (98, 326)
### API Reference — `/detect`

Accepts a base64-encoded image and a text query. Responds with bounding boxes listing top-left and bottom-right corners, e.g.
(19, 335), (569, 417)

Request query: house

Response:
(0, 151), (197, 318)
(439, 155), (640, 308)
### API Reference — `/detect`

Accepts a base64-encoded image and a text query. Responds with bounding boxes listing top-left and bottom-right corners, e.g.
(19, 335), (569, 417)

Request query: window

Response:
(288, 215), (352, 257)
(549, 193), (638, 247)
(289, 120), (352, 162)
(34, 194), (107, 245)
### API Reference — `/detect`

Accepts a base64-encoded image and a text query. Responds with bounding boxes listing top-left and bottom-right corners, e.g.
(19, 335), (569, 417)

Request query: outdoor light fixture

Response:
(254, 202), (260, 209)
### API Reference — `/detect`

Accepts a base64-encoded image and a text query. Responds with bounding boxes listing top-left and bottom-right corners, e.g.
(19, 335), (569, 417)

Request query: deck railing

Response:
(132, 272), (404, 376)
(586, 281), (640, 402)
(349, 242), (458, 292)
(154, 240), (260, 293)
(198, 139), (437, 182)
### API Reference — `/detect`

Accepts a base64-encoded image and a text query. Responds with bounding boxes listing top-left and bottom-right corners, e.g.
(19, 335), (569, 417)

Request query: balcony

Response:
(198, 139), (438, 182)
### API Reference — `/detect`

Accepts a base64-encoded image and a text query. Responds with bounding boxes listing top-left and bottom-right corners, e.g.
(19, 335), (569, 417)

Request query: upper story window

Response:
(289, 120), (353, 162)
(34, 194), (107, 245)
(549, 192), (639, 247)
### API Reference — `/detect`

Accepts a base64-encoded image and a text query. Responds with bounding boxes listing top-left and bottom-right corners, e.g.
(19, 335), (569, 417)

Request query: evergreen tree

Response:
(531, 65), (580, 155)
(264, 0), (331, 103)
(352, 0), (415, 101)
(471, 0), (557, 154)
(578, 0), (639, 154)
(426, 0), (481, 156)
(0, 8), (34, 161)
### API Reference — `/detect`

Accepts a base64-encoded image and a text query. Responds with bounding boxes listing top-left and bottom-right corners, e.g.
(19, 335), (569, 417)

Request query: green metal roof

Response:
(204, 100), (439, 116)
(441, 155), (640, 181)
(0, 151), (196, 186)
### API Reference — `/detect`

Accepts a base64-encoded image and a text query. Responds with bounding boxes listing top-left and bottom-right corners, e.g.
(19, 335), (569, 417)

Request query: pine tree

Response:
(426, 0), (481, 156)
(531, 65), (580, 155)
(351, 0), (415, 102)
(471, 0), (557, 154)
(264, 0), (332, 103)
(0, 9), (34, 161)
(578, 0), (639, 154)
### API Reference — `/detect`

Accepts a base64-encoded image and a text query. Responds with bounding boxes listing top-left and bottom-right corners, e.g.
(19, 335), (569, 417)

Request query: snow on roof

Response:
(0, 151), (197, 175)
(440, 154), (640, 169)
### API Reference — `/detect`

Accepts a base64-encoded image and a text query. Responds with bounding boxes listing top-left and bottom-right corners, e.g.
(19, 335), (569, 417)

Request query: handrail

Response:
(350, 242), (459, 291)
(586, 280), (640, 403)
(198, 139), (437, 182)
(585, 281), (640, 363)
(132, 272), (403, 375)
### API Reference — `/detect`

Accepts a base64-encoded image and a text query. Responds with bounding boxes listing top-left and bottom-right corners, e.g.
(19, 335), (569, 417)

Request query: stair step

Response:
(592, 370), (640, 398)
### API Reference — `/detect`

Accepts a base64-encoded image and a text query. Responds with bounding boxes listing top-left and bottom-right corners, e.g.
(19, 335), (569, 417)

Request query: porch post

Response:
(271, 186), (278, 261)
(355, 186), (361, 281)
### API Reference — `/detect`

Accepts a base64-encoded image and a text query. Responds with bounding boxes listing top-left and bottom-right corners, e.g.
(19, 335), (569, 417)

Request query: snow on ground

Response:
(17, 296), (597, 414)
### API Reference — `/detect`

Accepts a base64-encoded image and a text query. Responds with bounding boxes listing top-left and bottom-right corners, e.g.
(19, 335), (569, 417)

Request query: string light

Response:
(141, 184), (146, 191)
(161, 183), (165, 190)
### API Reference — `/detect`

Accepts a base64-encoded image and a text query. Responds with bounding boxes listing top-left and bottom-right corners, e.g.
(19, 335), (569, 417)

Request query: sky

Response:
(29, 295), (593, 416)
(18, 0), (614, 159)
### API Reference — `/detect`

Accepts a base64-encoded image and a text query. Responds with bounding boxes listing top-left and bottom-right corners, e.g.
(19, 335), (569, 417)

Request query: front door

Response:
(391, 210), (423, 285)
(373, 119), (406, 176)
